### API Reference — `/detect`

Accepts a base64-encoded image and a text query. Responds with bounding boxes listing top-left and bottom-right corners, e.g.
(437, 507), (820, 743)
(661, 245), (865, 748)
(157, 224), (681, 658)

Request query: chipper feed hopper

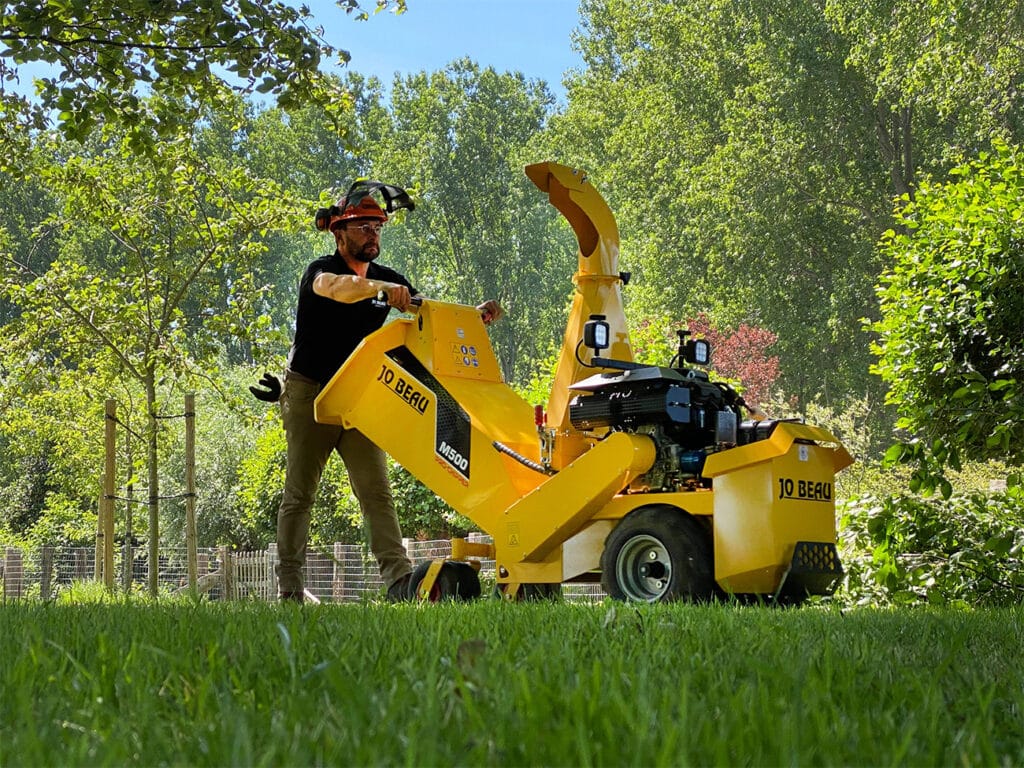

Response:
(315, 162), (853, 603)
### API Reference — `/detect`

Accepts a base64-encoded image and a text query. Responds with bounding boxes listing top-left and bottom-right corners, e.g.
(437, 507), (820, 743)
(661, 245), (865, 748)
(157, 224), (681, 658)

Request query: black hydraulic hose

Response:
(492, 441), (557, 475)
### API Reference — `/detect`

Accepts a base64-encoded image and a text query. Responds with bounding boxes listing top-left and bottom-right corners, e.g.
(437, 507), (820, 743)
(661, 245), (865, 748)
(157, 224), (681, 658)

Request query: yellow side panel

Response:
(315, 304), (547, 538)
(712, 441), (839, 594)
(402, 301), (505, 383)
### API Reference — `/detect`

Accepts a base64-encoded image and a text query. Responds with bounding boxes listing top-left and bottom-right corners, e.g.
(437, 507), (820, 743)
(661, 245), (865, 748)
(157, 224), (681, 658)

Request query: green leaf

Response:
(984, 533), (1014, 557)
(883, 443), (906, 464)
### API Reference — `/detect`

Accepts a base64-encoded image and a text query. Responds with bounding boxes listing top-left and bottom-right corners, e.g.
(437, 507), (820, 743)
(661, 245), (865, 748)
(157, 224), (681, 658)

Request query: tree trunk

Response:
(145, 370), (160, 597)
(875, 100), (915, 200)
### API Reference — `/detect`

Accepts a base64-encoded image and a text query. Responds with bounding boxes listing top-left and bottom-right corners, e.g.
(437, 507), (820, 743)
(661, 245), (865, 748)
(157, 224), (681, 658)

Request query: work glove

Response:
(249, 372), (282, 403)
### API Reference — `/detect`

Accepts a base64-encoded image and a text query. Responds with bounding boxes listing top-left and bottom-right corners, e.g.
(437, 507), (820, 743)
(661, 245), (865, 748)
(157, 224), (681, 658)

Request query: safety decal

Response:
(450, 342), (480, 368)
(386, 347), (472, 483)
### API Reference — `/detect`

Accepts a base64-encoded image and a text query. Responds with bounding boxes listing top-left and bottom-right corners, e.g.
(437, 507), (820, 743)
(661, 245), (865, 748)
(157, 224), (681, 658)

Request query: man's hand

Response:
(477, 299), (504, 325)
(249, 372), (282, 402)
(383, 284), (414, 312)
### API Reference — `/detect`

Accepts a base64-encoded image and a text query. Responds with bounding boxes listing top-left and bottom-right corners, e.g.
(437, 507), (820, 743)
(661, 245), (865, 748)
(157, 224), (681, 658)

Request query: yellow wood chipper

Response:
(315, 162), (853, 603)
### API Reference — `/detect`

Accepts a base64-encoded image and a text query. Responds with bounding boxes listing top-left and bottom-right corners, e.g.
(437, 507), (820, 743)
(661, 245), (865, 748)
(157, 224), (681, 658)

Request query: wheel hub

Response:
(616, 534), (672, 601)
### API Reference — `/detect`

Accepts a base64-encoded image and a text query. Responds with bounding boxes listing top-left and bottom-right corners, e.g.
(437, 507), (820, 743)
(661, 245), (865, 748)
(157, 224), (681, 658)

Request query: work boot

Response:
(385, 573), (413, 602)
(279, 590), (304, 604)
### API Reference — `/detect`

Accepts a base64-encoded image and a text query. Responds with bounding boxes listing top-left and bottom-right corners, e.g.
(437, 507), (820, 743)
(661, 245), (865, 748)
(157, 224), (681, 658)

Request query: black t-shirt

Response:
(286, 251), (417, 386)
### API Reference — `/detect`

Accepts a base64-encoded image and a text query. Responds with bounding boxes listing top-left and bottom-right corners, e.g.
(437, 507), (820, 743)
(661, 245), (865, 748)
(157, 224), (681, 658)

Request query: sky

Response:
(6, 1), (586, 105)
(309, 0), (585, 103)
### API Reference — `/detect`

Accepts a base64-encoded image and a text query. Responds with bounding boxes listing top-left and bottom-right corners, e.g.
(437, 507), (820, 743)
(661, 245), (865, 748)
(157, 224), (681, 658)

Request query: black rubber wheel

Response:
(409, 561), (481, 602)
(600, 506), (715, 603)
(452, 562), (482, 600)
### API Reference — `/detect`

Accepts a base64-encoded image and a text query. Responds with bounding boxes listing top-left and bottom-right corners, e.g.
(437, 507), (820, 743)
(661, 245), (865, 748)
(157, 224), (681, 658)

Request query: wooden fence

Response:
(1, 537), (605, 602)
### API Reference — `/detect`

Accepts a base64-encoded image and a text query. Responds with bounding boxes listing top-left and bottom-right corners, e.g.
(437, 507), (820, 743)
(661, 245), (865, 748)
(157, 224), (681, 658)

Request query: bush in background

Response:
(838, 486), (1024, 607)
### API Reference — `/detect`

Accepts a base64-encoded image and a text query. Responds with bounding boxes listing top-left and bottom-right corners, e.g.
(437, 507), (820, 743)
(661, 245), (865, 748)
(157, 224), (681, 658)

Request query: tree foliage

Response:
(0, 122), (310, 561)
(370, 59), (572, 381)
(871, 140), (1024, 488)
(0, 0), (405, 150)
(840, 488), (1024, 606)
(825, 0), (1024, 150)
(547, 0), (1024, 417)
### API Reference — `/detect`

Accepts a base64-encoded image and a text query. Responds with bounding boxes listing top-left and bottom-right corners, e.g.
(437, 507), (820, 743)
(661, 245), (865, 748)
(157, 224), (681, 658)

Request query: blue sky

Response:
(310, 0), (585, 102)
(6, 1), (586, 104)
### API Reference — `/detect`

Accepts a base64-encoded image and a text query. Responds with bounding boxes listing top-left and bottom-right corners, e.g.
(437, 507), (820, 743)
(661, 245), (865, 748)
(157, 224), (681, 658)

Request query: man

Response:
(263, 182), (502, 603)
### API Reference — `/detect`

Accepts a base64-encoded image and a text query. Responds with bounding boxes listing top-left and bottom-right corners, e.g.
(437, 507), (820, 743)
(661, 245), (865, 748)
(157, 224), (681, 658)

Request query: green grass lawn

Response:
(1, 599), (1021, 766)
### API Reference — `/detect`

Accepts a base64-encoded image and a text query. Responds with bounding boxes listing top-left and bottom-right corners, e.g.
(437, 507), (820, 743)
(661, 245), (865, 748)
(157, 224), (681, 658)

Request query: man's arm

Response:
(314, 272), (503, 324)
(312, 273), (415, 312)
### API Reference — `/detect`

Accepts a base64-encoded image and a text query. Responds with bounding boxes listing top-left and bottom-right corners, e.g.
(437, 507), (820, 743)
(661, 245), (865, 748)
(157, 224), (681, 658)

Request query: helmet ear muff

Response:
(314, 205), (343, 232)
(314, 207), (331, 231)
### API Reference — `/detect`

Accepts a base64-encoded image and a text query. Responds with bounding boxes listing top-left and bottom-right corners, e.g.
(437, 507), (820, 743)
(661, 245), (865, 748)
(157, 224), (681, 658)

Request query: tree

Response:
(0, 0), (405, 150)
(545, 0), (1024, 424)
(825, 0), (1024, 154)
(870, 140), (1024, 493)
(370, 59), (573, 381)
(193, 80), (383, 353)
(0, 127), (308, 589)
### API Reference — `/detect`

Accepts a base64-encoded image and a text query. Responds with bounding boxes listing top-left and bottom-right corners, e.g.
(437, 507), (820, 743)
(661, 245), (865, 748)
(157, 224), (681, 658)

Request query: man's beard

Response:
(353, 247), (379, 263)
(347, 236), (379, 263)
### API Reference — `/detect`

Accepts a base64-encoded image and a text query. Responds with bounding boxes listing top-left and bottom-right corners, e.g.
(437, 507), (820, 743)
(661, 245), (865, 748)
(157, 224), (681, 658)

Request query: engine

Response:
(568, 364), (784, 492)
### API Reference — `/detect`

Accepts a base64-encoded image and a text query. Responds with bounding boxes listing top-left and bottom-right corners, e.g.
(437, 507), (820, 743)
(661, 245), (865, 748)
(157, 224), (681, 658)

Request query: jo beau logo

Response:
(778, 477), (833, 502)
(384, 346), (473, 484)
(377, 364), (430, 414)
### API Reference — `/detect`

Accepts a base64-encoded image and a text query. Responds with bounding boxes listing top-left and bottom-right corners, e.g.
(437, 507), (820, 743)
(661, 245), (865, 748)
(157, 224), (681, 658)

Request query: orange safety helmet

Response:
(314, 180), (414, 233)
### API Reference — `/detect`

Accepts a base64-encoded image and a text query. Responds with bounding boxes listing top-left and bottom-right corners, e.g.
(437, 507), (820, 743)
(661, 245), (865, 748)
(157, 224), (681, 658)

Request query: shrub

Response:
(838, 487), (1024, 607)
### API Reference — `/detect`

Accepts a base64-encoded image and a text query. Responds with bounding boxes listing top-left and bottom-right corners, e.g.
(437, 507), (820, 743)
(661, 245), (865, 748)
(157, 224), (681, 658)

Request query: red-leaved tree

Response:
(687, 313), (780, 406)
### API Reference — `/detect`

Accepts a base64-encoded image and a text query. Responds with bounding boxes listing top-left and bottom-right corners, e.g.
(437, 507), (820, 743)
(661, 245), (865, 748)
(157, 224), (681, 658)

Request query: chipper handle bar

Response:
(376, 291), (496, 323)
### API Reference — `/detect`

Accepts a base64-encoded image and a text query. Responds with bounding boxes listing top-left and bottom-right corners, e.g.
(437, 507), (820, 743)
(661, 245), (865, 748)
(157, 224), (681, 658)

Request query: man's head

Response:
(326, 195), (387, 263)
(315, 181), (415, 263)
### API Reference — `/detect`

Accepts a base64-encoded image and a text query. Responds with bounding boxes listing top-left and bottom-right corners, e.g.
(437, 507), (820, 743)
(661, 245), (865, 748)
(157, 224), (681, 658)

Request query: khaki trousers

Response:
(275, 375), (412, 593)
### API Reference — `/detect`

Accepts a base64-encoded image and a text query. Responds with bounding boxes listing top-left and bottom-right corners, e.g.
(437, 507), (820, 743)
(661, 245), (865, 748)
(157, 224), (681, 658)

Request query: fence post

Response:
(221, 545), (234, 600)
(3, 548), (23, 600)
(94, 494), (103, 581)
(184, 393), (198, 592)
(262, 548), (273, 600)
(74, 548), (89, 582)
(332, 542), (344, 601)
(268, 543), (278, 599)
(40, 546), (53, 600)
(122, 471), (135, 593)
